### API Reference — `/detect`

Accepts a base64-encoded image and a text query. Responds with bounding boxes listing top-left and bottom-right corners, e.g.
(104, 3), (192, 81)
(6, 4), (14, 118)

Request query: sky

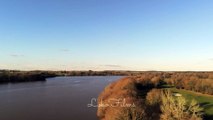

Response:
(0, 0), (213, 71)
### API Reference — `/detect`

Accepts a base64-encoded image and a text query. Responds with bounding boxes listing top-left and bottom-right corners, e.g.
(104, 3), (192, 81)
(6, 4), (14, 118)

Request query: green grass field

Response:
(170, 88), (213, 120)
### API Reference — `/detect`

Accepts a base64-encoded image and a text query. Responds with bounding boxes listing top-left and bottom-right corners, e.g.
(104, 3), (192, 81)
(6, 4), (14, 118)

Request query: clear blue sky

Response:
(0, 0), (213, 71)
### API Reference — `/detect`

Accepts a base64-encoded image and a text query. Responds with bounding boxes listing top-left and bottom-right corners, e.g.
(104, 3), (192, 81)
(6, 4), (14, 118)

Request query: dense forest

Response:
(132, 72), (213, 95)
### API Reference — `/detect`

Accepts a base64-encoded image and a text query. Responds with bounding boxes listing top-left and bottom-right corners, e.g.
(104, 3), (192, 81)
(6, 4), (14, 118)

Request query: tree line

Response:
(1, 70), (213, 95)
(0, 70), (132, 83)
(0, 70), (56, 83)
(133, 72), (213, 95)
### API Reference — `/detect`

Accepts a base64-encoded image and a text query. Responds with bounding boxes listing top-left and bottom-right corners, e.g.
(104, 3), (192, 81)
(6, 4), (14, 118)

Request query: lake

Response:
(0, 76), (123, 120)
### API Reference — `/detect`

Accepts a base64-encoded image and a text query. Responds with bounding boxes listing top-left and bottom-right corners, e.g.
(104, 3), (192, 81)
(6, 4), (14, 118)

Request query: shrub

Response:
(160, 90), (203, 120)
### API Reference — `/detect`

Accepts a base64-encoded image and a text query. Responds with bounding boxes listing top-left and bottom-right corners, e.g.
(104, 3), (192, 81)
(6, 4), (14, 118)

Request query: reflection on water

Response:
(0, 76), (123, 120)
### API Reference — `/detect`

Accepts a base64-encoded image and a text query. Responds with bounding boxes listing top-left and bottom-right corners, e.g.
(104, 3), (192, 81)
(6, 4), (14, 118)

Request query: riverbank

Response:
(97, 73), (213, 120)
(0, 71), (56, 83)
(0, 70), (136, 83)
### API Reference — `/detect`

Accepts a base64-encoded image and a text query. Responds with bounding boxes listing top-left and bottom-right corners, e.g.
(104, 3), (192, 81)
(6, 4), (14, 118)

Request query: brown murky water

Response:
(0, 76), (123, 120)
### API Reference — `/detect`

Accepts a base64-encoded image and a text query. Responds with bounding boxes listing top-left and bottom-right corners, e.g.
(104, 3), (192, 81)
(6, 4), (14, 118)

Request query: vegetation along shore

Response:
(97, 72), (213, 120)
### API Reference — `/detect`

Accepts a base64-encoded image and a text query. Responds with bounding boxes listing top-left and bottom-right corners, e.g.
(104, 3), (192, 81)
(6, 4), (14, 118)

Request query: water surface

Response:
(0, 76), (123, 120)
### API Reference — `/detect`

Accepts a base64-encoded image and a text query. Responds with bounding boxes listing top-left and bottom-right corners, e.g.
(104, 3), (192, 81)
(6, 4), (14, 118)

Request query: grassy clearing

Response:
(169, 88), (213, 119)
